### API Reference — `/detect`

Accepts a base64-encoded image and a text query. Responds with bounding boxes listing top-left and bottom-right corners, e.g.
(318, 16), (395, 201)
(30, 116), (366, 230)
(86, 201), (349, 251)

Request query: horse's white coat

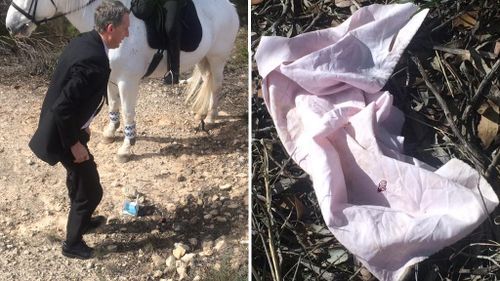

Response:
(5, 0), (239, 161)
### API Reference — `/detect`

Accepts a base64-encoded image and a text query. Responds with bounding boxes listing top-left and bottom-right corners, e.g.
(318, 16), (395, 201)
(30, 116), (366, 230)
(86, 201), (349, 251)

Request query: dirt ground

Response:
(0, 30), (248, 280)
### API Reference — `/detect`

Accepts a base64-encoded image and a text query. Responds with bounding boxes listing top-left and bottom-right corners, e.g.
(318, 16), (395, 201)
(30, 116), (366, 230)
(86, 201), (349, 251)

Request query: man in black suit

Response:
(29, 0), (130, 259)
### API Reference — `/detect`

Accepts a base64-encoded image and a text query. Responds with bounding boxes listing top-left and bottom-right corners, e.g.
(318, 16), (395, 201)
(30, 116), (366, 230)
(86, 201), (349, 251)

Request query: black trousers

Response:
(59, 135), (102, 246)
(164, 0), (181, 75)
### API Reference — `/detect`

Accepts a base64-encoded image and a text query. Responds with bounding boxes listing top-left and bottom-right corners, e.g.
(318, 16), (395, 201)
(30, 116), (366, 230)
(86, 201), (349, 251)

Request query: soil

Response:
(0, 30), (248, 280)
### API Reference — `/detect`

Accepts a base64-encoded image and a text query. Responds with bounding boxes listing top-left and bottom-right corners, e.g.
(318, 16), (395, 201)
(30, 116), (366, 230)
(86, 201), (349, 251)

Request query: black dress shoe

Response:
(62, 241), (93, 259)
(163, 71), (179, 85)
(84, 215), (106, 234)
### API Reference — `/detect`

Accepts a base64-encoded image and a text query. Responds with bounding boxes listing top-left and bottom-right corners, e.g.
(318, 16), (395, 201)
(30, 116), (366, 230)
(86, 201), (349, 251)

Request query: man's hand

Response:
(70, 141), (89, 163)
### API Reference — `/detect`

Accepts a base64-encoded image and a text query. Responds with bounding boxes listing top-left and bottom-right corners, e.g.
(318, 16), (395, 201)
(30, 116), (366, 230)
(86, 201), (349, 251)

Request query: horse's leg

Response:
(102, 82), (121, 143)
(116, 79), (139, 162)
(205, 55), (227, 124)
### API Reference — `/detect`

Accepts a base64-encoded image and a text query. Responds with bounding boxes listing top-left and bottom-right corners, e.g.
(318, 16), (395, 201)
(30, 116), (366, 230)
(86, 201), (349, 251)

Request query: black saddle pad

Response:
(143, 0), (202, 52)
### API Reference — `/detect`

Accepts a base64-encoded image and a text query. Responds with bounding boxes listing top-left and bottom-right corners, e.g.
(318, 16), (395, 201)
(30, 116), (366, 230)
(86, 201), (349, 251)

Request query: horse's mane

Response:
(61, 0), (96, 17)
(61, 0), (131, 19)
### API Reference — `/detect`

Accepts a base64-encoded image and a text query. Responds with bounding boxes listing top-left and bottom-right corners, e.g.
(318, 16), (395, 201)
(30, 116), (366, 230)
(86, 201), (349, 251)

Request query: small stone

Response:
(214, 263), (221, 271)
(180, 253), (195, 264)
(165, 255), (176, 271)
(201, 241), (214, 256)
(86, 262), (93, 269)
(203, 214), (212, 220)
(26, 159), (34, 165)
(230, 259), (242, 270)
(188, 238), (198, 246)
(193, 276), (201, 281)
(227, 203), (239, 209)
(211, 195), (219, 202)
(214, 240), (226, 252)
(176, 263), (188, 280)
(215, 216), (227, 223)
(138, 249), (144, 258)
(151, 253), (164, 269)
(173, 244), (188, 259)
(209, 210), (218, 216)
(151, 229), (160, 235)
(106, 216), (118, 224)
(177, 175), (186, 182)
(106, 244), (118, 251)
(153, 270), (163, 278)
(219, 184), (232, 191)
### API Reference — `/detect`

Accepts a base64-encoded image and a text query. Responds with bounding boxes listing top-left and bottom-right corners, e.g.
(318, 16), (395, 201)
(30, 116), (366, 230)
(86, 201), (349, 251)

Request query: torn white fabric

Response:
(255, 3), (499, 281)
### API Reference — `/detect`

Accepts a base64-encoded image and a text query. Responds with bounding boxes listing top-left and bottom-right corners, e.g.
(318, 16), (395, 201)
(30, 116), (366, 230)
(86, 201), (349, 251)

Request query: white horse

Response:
(5, 0), (239, 162)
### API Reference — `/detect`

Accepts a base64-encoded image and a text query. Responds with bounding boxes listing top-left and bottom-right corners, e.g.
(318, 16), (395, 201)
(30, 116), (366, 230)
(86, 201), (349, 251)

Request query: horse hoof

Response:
(102, 136), (115, 144)
(103, 122), (119, 139)
(116, 153), (130, 163)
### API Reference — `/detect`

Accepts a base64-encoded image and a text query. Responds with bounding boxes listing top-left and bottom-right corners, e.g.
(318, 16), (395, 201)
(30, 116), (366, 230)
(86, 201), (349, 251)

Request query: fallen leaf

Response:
(327, 248), (349, 265)
(477, 103), (499, 149)
(281, 195), (305, 220)
(335, 0), (352, 8)
(331, 19), (342, 27)
(452, 11), (478, 29)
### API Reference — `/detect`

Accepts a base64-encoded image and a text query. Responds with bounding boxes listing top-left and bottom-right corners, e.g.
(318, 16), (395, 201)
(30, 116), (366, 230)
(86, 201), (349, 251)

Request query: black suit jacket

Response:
(29, 30), (110, 165)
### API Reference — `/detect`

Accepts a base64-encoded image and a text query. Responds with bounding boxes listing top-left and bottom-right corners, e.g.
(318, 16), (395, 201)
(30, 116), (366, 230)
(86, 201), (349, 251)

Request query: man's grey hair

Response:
(94, 0), (130, 33)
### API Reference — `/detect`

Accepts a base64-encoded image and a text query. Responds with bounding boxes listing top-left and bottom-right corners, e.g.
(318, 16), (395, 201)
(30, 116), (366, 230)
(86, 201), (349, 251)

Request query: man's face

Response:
(106, 13), (130, 49)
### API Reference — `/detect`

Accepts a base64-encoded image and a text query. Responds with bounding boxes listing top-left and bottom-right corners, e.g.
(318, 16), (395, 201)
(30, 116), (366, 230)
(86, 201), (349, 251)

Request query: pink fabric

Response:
(255, 3), (499, 281)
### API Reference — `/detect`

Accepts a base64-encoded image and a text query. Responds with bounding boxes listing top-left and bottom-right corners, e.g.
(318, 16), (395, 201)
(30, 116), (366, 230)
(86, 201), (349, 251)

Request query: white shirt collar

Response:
(103, 40), (109, 59)
(97, 32), (109, 58)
